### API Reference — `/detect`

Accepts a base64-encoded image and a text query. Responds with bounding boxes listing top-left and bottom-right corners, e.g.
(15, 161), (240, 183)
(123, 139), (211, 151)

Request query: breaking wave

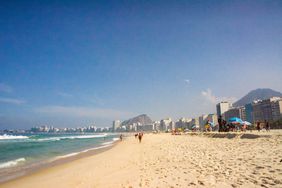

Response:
(35, 134), (108, 142)
(0, 134), (28, 140)
(0, 158), (26, 169)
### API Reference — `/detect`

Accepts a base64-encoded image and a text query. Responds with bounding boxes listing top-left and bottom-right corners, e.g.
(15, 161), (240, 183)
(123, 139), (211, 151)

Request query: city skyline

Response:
(1, 0), (282, 129)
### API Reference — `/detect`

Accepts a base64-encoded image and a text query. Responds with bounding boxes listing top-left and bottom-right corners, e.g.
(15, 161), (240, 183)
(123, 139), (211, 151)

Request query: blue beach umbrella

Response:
(228, 117), (244, 125)
(208, 121), (215, 127)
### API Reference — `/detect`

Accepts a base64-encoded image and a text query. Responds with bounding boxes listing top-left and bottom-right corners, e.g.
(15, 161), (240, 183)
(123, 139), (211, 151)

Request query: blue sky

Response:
(1, 0), (282, 129)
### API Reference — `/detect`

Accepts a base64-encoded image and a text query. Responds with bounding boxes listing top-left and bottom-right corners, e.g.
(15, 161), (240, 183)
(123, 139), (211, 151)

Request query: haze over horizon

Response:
(1, 0), (282, 129)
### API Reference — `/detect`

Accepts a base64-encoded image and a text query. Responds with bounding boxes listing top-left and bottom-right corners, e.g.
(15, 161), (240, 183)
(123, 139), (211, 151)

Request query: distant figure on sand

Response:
(222, 120), (227, 132)
(120, 134), (123, 141)
(138, 132), (143, 143)
(134, 133), (138, 138)
(265, 120), (270, 132)
(218, 115), (222, 132)
(257, 122), (261, 132)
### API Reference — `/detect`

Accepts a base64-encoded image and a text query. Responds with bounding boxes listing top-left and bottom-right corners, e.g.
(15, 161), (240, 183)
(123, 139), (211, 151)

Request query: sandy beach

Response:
(0, 132), (281, 188)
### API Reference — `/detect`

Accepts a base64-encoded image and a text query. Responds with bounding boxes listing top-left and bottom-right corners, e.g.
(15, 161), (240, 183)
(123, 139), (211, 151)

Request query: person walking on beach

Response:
(265, 121), (270, 132)
(222, 120), (227, 132)
(138, 132), (143, 143)
(218, 115), (222, 132)
(257, 122), (261, 132)
(120, 134), (123, 141)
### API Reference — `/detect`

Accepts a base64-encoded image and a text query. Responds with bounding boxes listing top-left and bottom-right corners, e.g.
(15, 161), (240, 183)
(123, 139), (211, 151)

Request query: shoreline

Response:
(0, 132), (281, 188)
(0, 139), (120, 184)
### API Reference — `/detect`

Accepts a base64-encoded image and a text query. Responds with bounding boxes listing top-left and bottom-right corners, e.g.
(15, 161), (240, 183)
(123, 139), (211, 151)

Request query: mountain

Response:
(122, 114), (153, 125)
(233, 88), (282, 107)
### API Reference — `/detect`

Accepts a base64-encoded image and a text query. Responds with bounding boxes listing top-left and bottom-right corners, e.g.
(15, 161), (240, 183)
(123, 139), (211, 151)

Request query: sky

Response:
(0, 0), (282, 129)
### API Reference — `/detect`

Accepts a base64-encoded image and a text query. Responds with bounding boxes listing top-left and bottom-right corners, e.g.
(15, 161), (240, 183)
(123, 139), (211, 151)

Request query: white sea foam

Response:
(53, 144), (113, 161)
(0, 158), (26, 169)
(112, 138), (120, 141)
(36, 137), (61, 142)
(54, 152), (80, 159)
(36, 134), (108, 142)
(0, 134), (28, 140)
(101, 141), (114, 145)
(80, 144), (113, 153)
(101, 137), (120, 145)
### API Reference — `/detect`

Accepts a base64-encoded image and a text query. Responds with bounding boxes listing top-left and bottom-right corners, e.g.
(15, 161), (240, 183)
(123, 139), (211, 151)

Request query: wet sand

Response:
(0, 131), (281, 188)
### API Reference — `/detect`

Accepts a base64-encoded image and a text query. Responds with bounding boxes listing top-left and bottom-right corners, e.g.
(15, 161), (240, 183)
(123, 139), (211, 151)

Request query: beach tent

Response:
(228, 117), (244, 125)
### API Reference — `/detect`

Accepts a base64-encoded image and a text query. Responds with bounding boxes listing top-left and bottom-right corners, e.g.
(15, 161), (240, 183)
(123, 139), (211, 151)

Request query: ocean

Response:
(0, 133), (119, 182)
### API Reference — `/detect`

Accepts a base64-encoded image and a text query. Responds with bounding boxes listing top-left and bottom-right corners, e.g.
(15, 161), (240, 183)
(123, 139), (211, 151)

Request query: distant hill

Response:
(233, 88), (282, 107)
(122, 114), (153, 125)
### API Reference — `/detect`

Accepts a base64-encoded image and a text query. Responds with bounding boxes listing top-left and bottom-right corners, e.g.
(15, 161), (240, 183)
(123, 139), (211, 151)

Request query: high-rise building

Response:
(253, 97), (282, 122)
(191, 117), (200, 129)
(245, 103), (253, 123)
(239, 106), (246, 121)
(207, 114), (218, 125)
(223, 106), (246, 121)
(175, 118), (191, 130)
(199, 115), (208, 130)
(160, 118), (172, 131)
(112, 120), (121, 132)
(216, 101), (231, 119)
(153, 121), (160, 131)
(271, 98), (282, 121)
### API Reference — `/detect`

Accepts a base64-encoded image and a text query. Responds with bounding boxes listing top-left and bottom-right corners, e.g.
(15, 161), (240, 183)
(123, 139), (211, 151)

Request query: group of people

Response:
(218, 116), (271, 132)
(119, 132), (144, 143)
(218, 116), (235, 132)
(256, 120), (270, 132)
(218, 116), (247, 132)
(134, 132), (144, 143)
(204, 120), (213, 132)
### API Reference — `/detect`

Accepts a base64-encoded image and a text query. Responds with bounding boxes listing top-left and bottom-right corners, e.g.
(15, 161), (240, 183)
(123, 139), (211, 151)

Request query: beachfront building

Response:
(112, 120), (121, 132)
(191, 117), (200, 129)
(216, 101), (231, 119)
(175, 118), (191, 130)
(199, 115), (208, 130)
(142, 124), (155, 131)
(245, 103), (253, 123)
(223, 106), (246, 122)
(160, 118), (172, 131)
(153, 121), (160, 131)
(253, 97), (282, 122)
(170, 121), (175, 131)
(136, 122), (143, 131)
(271, 98), (282, 121)
(208, 114), (218, 124)
(223, 109), (234, 121)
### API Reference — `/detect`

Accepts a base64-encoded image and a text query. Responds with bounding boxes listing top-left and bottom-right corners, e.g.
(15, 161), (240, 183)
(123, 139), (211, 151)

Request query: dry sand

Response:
(0, 131), (281, 188)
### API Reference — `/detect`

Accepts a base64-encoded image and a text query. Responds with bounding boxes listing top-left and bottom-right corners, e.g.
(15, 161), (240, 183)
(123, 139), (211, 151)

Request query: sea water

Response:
(0, 133), (119, 182)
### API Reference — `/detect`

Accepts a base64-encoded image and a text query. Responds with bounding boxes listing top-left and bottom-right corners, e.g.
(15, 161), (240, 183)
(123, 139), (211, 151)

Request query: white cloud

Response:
(0, 83), (13, 93)
(184, 79), (190, 84)
(35, 105), (134, 119)
(0, 97), (26, 105)
(201, 88), (236, 104)
(57, 92), (73, 98)
(201, 89), (217, 103)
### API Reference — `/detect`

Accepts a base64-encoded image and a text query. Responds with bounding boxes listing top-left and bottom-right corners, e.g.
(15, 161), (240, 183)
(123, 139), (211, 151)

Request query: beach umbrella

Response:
(228, 117), (244, 125)
(208, 121), (215, 127)
(243, 121), (252, 126)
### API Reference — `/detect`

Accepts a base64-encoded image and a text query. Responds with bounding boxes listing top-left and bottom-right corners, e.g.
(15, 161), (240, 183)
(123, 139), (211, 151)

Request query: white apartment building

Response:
(216, 101), (232, 119)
